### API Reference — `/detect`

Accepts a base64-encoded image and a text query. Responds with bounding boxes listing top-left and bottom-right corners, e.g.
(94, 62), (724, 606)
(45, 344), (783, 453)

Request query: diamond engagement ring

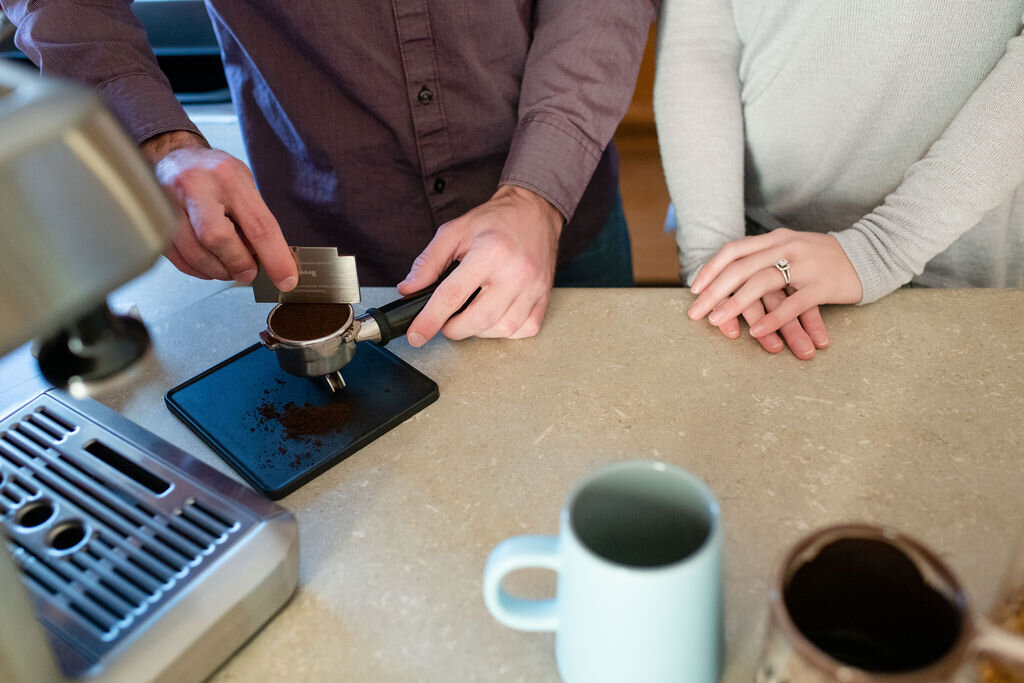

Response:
(774, 258), (791, 285)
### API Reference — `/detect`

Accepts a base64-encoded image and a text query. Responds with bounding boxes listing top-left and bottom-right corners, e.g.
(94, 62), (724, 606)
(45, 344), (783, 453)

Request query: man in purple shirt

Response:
(2, 1), (656, 345)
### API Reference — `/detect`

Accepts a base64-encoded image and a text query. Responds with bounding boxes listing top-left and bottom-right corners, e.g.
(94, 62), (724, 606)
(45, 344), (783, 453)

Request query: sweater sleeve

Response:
(832, 15), (1024, 304)
(653, 0), (745, 285)
(499, 0), (658, 222)
(1, 0), (201, 144)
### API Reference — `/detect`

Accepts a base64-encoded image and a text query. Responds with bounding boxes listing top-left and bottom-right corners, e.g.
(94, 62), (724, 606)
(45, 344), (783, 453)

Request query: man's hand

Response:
(396, 184), (563, 346)
(141, 130), (297, 290)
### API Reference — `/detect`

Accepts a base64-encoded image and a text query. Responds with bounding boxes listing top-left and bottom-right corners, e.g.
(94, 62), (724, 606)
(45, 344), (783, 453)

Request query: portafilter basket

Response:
(259, 303), (357, 382)
(259, 277), (449, 392)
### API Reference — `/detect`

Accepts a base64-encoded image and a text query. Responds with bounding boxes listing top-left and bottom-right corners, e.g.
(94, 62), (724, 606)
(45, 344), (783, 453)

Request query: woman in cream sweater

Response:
(654, 1), (1024, 358)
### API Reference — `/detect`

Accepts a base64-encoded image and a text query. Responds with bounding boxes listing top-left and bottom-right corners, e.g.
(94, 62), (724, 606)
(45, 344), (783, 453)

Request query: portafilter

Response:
(259, 277), (449, 392)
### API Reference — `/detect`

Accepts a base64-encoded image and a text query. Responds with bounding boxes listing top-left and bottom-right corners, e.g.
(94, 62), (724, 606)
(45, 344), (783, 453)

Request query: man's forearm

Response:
(1, 0), (200, 144)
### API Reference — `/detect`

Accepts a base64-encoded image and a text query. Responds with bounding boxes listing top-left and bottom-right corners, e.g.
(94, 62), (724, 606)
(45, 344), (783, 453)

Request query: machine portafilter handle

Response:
(355, 263), (476, 345)
(357, 282), (441, 345)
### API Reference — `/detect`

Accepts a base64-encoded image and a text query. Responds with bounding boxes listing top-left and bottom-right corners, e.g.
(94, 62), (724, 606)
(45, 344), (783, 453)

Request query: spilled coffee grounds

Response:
(257, 401), (352, 441)
(254, 400), (353, 467)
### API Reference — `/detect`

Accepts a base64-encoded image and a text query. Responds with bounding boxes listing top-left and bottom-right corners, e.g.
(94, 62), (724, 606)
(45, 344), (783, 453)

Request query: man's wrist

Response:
(140, 130), (210, 165)
(497, 183), (564, 238)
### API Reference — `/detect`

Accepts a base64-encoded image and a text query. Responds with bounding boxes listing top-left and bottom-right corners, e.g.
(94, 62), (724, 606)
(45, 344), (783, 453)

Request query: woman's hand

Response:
(715, 290), (830, 359)
(686, 229), (862, 358)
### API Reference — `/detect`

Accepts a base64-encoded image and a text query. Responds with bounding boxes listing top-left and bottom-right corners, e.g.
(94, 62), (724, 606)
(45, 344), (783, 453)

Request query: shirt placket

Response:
(390, 0), (460, 224)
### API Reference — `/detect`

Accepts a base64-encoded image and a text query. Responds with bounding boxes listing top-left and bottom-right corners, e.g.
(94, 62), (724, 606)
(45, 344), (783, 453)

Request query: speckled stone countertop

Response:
(2, 261), (1022, 682)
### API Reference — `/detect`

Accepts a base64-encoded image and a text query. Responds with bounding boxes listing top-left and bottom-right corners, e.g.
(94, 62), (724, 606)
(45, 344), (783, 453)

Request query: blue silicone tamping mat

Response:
(164, 342), (438, 499)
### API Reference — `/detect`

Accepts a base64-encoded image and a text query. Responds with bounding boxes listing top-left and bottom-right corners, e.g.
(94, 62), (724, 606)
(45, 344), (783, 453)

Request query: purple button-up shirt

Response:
(4, 0), (656, 284)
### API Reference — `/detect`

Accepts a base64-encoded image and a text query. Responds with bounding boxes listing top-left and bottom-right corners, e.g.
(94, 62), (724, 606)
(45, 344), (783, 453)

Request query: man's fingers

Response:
(398, 220), (463, 295)
(473, 292), (535, 339)
(441, 285), (514, 341)
(224, 182), (296, 290)
(405, 256), (489, 346)
(163, 244), (211, 279)
(507, 296), (549, 339)
(171, 212), (232, 280)
(440, 286), (516, 342)
(183, 189), (261, 283)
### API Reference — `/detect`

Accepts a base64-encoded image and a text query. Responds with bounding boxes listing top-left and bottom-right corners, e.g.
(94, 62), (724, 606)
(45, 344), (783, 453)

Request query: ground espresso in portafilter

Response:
(269, 303), (351, 341)
(783, 538), (962, 673)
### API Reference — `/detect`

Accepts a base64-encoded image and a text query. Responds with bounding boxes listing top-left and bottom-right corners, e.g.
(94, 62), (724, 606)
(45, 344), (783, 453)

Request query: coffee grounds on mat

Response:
(256, 401), (351, 441)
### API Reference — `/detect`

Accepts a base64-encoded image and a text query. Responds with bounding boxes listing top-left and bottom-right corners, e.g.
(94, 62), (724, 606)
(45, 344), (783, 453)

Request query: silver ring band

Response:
(775, 258), (791, 285)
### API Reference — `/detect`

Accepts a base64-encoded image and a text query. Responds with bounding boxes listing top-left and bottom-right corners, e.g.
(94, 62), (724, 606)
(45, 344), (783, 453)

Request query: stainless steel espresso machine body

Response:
(0, 60), (299, 683)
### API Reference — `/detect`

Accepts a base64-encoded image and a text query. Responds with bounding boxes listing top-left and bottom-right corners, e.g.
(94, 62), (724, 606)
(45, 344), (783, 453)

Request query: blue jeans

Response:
(554, 190), (634, 287)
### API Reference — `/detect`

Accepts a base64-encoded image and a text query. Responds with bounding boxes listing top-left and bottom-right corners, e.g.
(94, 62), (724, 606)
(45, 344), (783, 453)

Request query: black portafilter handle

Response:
(363, 264), (478, 345)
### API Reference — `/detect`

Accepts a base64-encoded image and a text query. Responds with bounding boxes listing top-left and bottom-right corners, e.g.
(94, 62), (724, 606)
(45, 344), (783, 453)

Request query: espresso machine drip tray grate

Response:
(0, 391), (298, 682)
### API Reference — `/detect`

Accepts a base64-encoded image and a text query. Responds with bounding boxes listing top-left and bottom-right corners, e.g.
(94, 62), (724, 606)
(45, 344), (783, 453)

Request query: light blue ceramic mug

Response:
(483, 460), (724, 683)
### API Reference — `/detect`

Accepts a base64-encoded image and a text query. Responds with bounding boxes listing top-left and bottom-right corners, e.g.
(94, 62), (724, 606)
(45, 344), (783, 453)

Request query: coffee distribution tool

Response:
(251, 246), (361, 304)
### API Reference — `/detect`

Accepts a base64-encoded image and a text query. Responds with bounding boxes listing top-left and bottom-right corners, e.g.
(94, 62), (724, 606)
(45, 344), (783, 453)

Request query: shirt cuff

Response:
(499, 111), (604, 223)
(97, 73), (203, 145)
(831, 227), (911, 305)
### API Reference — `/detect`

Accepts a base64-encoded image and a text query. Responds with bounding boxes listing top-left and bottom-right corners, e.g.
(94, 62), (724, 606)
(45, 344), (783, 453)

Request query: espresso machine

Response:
(0, 60), (298, 682)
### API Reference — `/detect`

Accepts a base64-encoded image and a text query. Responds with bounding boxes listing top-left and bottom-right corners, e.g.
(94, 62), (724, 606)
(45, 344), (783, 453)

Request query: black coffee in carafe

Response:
(783, 537), (963, 672)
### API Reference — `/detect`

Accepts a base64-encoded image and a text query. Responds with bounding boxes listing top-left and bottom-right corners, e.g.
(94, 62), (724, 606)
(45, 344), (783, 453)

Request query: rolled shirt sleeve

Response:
(2, 0), (201, 144)
(653, 0), (746, 285)
(499, 0), (658, 222)
(832, 16), (1024, 304)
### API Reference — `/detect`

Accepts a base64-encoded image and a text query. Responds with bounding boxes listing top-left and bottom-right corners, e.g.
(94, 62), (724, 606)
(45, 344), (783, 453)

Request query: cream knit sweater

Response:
(654, 1), (1024, 302)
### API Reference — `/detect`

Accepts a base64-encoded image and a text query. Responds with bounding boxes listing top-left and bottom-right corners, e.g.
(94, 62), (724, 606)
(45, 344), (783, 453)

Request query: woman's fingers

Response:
(798, 305), (830, 349)
(717, 317), (742, 339)
(690, 229), (791, 294)
(684, 230), (859, 360)
(705, 267), (790, 328)
(749, 287), (822, 338)
(761, 289), (816, 359)
(740, 299), (784, 353)
(688, 251), (784, 321)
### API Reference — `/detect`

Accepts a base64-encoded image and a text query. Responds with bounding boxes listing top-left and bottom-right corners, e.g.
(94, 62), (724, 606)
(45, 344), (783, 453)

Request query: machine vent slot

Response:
(83, 440), (170, 495)
(0, 398), (248, 650)
(34, 407), (76, 435)
(27, 409), (72, 441)
(9, 422), (51, 452)
(1, 486), (21, 505)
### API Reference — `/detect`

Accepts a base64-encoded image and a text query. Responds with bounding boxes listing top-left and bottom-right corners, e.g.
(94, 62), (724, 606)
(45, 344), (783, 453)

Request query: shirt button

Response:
(417, 86), (434, 105)
(433, 178), (446, 194)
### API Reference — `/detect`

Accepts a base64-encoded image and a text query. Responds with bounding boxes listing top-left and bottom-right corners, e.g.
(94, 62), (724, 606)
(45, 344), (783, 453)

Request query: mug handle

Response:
(483, 535), (560, 632)
(973, 616), (1024, 675)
